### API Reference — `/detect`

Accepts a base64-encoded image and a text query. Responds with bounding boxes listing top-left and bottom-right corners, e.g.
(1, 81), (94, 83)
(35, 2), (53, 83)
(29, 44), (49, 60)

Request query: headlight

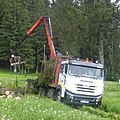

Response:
(66, 93), (74, 100)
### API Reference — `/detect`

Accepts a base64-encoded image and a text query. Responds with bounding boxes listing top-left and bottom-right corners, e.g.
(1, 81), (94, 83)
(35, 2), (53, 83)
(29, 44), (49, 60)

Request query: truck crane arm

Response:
(12, 16), (56, 58)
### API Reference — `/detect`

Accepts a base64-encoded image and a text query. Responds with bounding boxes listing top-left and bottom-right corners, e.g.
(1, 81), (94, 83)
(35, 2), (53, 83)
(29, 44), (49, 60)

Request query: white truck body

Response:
(58, 60), (104, 106)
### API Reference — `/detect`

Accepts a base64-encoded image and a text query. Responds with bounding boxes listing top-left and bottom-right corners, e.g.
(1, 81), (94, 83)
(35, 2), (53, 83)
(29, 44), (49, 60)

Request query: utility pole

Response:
(44, 45), (46, 64)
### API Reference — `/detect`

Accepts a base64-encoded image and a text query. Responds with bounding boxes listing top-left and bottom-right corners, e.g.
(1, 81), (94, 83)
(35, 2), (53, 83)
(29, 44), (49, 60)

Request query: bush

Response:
(37, 59), (55, 87)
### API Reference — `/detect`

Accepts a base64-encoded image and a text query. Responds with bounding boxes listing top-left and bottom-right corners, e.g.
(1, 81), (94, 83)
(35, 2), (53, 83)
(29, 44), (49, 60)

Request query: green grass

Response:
(0, 95), (119, 120)
(0, 68), (120, 120)
(0, 68), (38, 88)
(102, 81), (120, 114)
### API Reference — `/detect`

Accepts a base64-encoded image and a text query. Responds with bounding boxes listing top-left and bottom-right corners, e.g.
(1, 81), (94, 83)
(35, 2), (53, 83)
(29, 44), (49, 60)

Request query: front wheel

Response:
(54, 89), (63, 102)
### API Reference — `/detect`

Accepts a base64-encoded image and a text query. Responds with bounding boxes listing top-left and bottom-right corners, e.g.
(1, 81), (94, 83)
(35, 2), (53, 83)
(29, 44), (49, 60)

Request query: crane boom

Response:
(12, 16), (56, 58)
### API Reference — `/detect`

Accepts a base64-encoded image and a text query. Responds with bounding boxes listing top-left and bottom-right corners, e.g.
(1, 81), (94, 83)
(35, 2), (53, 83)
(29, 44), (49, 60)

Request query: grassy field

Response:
(0, 68), (120, 120)
(0, 68), (38, 88)
(102, 81), (120, 114)
(0, 95), (119, 120)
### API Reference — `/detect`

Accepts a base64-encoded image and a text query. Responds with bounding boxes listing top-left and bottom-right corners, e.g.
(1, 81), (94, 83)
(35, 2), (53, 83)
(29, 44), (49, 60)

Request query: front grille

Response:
(76, 84), (96, 93)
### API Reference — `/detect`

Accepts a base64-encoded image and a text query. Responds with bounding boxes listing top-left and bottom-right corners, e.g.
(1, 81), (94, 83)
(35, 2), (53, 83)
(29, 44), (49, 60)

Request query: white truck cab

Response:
(57, 60), (104, 107)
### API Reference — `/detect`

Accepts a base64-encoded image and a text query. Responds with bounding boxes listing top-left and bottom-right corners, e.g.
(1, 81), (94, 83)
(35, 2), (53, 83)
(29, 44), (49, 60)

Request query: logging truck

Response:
(11, 16), (104, 107)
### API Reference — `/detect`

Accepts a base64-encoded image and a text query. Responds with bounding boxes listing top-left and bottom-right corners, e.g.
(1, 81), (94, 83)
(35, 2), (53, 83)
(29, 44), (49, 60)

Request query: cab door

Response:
(58, 63), (68, 97)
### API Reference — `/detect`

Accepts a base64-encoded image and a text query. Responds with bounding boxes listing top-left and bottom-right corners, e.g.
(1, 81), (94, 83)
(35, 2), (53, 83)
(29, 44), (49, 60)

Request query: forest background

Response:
(0, 0), (120, 81)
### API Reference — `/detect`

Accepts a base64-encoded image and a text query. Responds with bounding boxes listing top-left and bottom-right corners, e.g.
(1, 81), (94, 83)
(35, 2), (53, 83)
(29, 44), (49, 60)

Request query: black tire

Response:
(47, 89), (55, 99)
(55, 89), (62, 102)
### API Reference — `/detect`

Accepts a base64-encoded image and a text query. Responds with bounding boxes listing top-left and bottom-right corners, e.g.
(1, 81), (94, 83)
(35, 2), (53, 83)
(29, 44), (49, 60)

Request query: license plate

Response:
(81, 100), (89, 103)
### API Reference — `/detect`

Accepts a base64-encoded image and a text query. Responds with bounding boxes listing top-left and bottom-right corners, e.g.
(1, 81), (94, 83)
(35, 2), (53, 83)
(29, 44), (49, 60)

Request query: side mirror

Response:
(60, 65), (64, 73)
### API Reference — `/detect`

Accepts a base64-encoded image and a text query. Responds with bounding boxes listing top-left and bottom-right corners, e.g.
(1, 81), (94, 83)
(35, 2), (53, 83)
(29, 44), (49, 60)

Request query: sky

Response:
(111, 0), (120, 4)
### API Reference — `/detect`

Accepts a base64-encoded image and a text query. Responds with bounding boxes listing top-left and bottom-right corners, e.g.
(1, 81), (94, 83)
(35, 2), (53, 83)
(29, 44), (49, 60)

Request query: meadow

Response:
(0, 68), (120, 120)
(0, 68), (38, 88)
(102, 81), (120, 114)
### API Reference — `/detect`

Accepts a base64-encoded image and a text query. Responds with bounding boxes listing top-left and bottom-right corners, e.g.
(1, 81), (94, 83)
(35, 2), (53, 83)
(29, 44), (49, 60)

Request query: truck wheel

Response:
(55, 89), (62, 102)
(47, 89), (54, 99)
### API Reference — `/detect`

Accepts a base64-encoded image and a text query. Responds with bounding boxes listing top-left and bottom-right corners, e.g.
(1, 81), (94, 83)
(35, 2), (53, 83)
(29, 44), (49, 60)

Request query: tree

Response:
(50, 0), (82, 56)
(0, 0), (120, 79)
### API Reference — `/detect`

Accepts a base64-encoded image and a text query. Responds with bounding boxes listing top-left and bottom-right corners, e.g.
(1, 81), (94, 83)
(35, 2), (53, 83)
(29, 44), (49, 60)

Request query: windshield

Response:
(68, 64), (103, 79)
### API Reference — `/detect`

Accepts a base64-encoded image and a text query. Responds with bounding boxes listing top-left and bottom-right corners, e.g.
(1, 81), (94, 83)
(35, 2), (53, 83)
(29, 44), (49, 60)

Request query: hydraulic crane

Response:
(12, 16), (56, 58)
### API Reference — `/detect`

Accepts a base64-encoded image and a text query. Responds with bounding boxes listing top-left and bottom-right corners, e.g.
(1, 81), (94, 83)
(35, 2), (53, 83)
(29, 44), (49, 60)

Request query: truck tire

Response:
(47, 89), (55, 99)
(55, 89), (62, 102)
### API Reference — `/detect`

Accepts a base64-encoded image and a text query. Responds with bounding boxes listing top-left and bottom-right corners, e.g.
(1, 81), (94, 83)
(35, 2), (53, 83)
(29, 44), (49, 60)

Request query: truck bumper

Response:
(64, 90), (102, 106)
